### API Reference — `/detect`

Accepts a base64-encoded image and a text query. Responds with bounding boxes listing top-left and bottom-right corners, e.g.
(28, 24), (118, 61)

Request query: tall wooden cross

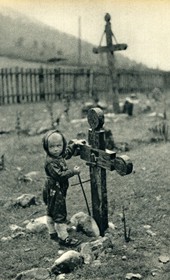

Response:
(93, 13), (128, 114)
(74, 108), (133, 236)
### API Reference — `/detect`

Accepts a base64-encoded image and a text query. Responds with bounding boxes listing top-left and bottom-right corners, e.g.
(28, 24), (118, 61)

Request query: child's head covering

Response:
(42, 129), (67, 157)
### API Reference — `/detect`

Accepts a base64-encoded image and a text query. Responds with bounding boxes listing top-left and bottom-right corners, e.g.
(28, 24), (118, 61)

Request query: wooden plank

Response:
(29, 68), (33, 102)
(21, 68), (25, 103)
(5, 68), (10, 104)
(39, 67), (45, 101)
(1, 69), (5, 104)
(93, 43), (127, 54)
(79, 144), (116, 170)
(54, 68), (60, 100)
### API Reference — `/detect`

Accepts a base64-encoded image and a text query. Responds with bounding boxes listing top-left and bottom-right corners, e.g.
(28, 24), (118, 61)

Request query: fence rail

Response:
(0, 67), (169, 105)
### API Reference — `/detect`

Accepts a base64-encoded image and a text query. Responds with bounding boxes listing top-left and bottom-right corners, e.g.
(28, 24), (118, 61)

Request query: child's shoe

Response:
(50, 233), (58, 242)
(59, 237), (81, 247)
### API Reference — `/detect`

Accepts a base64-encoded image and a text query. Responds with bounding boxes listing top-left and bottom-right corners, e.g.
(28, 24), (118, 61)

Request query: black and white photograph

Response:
(0, 0), (170, 279)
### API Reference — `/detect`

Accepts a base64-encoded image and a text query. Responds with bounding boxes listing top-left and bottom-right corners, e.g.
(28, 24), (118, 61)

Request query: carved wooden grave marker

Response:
(75, 108), (133, 236)
(93, 13), (128, 113)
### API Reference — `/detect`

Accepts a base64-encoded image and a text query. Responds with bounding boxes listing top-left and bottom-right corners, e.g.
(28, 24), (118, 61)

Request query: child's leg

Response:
(55, 222), (80, 247)
(46, 215), (58, 241)
(54, 223), (68, 240)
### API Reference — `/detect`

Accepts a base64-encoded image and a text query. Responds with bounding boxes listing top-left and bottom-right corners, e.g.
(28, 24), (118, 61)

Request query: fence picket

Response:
(0, 67), (168, 105)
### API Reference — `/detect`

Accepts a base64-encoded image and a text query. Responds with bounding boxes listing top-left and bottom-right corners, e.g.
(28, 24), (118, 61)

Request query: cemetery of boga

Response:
(0, 90), (170, 280)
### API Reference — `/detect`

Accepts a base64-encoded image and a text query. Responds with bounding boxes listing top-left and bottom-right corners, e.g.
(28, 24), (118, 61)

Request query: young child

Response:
(42, 129), (80, 247)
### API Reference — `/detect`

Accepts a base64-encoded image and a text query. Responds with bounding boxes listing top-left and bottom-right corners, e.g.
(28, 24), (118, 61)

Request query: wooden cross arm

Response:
(79, 144), (116, 171)
(93, 43), (128, 54)
(71, 141), (133, 176)
(69, 139), (133, 175)
(114, 155), (133, 176)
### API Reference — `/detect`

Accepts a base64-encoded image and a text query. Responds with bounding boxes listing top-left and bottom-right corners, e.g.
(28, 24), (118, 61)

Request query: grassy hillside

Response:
(0, 7), (147, 69)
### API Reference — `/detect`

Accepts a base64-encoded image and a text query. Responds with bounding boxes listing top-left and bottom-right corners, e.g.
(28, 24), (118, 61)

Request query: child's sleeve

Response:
(64, 143), (77, 160)
(46, 162), (75, 181)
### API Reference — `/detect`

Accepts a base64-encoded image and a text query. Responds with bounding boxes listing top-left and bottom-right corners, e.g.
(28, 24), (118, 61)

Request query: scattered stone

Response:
(125, 272), (142, 279)
(148, 112), (164, 118)
(9, 224), (26, 233)
(91, 259), (102, 267)
(56, 274), (66, 280)
(155, 195), (161, 201)
(70, 212), (100, 237)
(22, 220), (30, 225)
(11, 232), (26, 239)
(158, 255), (170, 264)
(80, 242), (95, 264)
(70, 119), (87, 124)
(1, 236), (12, 242)
(26, 216), (47, 233)
(16, 166), (22, 171)
(104, 113), (116, 118)
(143, 225), (151, 229)
(16, 194), (36, 207)
(122, 255), (127, 260)
(18, 171), (41, 182)
(24, 248), (31, 252)
(51, 250), (83, 275)
(80, 235), (113, 264)
(146, 229), (156, 237)
(151, 269), (160, 277)
(58, 250), (66, 256)
(15, 268), (50, 280)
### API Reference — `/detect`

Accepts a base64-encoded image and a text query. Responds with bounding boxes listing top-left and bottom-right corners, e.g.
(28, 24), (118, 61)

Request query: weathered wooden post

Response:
(74, 108), (133, 236)
(93, 13), (127, 114)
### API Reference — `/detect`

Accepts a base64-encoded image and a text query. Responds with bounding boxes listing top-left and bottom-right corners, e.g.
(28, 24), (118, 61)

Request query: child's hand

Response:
(75, 139), (87, 145)
(73, 166), (80, 175)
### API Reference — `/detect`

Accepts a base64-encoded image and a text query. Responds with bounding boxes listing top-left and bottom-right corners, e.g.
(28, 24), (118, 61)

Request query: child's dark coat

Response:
(42, 131), (76, 223)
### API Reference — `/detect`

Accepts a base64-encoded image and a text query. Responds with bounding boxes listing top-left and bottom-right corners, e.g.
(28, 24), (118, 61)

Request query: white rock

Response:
(11, 232), (26, 239)
(70, 212), (100, 237)
(80, 235), (113, 264)
(26, 217), (47, 233)
(70, 119), (87, 124)
(158, 255), (170, 263)
(125, 272), (142, 279)
(146, 229), (156, 237)
(91, 260), (101, 267)
(16, 194), (36, 207)
(9, 224), (25, 233)
(56, 274), (66, 280)
(58, 250), (66, 256)
(143, 225), (151, 229)
(51, 250), (83, 275)
(108, 222), (116, 230)
(1, 236), (12, 242)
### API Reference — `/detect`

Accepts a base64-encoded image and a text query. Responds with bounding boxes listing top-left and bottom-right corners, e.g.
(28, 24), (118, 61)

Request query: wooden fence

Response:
(0, 67), (169, 105)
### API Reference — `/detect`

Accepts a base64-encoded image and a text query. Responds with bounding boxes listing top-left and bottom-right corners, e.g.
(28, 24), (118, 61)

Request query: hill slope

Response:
(0, 7), (147, 69)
